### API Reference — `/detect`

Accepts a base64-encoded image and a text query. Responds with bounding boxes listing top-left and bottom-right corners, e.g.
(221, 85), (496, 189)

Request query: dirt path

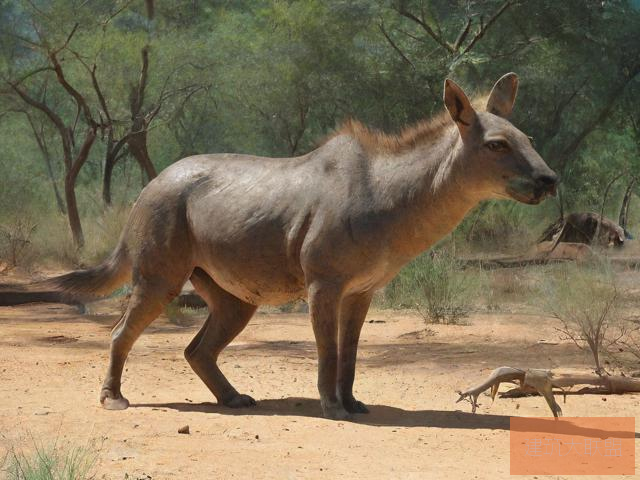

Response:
(1, 300), (638, 479)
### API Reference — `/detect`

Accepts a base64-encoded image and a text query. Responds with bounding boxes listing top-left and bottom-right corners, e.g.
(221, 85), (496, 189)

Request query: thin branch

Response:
(6, 80), (72, 168)
(131, 45), (150, 117)
(461, 0), (516, 55)
(68, 48), (112, 124)
(9, 66), (53, 86)
(101, 0), (136, 28)
(395, 28), (426, 43)
(378, 22), (415, 69)
(453, 18), (472, 51)
(395, 3), (453, 53)
(48, 49), (95, 127)
(557, 63), (640, 172)
(1, 30), (43, 50)
(542, 81), (586, 144)
(24, 0), (52, 21)
(52, 22), (79, 55)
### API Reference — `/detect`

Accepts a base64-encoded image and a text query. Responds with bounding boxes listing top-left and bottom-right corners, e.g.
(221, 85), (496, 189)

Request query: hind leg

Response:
(184, 268), (257, 407)
(100, 278), (183, 410)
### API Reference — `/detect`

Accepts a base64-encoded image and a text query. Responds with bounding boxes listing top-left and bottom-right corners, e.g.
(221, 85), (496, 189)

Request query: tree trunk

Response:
(596, 172), (624, 241)
(619, 178), (636, 234)
(103, 151), (117, 206)
(64, 173), (84, 249)
(127, 130), (157, 181)
(102, 129), (131, 206)
(43, 152), (67, 215)
(65, 128), (97, 249)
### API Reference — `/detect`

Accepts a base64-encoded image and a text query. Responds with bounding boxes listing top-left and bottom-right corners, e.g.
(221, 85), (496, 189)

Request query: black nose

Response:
(534, 172), (559, 197)
(536, 173), (559, 188)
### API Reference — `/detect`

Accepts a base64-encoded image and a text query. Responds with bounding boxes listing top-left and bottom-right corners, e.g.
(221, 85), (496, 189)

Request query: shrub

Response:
(384, 249), (483, 325)
(0, 216), (37, 268)
(541, 262), (620, 374)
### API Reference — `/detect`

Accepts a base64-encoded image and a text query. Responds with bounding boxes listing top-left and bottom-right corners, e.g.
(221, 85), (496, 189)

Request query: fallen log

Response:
(459, 255), (640, 270)
(459, 257), (568, 269)
(457, 366), (640, 417)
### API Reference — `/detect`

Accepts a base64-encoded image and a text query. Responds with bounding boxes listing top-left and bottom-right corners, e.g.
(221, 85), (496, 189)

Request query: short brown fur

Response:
(0, 74), (557, 420)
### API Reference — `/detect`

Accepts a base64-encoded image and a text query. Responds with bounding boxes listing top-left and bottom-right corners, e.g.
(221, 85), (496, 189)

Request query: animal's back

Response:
(121, 145), (365, 305)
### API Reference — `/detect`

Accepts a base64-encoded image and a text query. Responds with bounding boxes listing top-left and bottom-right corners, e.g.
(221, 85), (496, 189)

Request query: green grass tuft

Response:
(2, 437), (99, 480)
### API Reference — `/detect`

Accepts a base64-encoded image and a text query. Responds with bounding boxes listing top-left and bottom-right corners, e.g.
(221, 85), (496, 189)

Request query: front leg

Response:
(308, 280), (350, 420)
(337, 292), (372, 414)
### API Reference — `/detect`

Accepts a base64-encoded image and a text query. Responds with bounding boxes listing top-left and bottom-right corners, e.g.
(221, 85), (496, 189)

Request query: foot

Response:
(321, 399), (352, 420)
(223, 393), (257, 408)
(100, 389), (130, 410)
(343, 397), (369, 414)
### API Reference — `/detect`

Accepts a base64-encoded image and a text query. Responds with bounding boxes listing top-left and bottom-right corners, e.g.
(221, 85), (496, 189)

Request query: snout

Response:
(533, 172), (559, 199)
(505, 170), (559, 205)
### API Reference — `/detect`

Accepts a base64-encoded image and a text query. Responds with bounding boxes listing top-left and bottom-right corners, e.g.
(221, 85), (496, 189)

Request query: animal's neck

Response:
(369, 128), (483, 259)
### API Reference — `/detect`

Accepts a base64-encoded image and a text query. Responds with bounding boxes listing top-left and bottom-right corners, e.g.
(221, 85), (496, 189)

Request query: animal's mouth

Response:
(505, 179), (556, 205)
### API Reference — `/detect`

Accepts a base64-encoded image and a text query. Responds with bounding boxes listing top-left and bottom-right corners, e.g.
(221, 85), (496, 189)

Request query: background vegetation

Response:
(0, 0), (639, 267)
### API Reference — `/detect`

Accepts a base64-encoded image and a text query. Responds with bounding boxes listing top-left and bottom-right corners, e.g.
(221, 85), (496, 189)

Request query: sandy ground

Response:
(0, 296), (639, 479)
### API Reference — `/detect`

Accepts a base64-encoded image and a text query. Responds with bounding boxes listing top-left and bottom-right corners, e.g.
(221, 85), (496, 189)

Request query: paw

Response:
(321, 400), (352, 420)
(100, 390), (130, 410)
(223, 393), (257, 408)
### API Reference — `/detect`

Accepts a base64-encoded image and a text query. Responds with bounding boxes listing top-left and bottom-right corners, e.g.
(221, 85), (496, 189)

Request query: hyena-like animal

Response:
(0, 73), (557, 419)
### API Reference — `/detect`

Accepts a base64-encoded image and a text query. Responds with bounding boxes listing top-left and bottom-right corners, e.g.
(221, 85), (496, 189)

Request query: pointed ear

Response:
(443, 78), (477, 136)
(486, 72), (519, 118)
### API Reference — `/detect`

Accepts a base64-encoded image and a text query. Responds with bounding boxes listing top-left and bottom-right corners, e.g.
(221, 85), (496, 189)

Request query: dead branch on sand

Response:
(456, 366), (640, 417)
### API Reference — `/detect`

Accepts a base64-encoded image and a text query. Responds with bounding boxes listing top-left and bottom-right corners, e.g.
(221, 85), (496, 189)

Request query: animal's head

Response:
(443, 73), (558, 205)
(607, 223), (625, 247)
(611, 228), (625, 247)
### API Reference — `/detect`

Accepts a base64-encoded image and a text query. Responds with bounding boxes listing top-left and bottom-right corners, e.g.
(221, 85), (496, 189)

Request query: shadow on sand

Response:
(132, 397), (639, 438)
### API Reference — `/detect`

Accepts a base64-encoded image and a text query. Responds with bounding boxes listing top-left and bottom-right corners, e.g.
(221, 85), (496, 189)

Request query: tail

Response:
(0, 245), (131, 306)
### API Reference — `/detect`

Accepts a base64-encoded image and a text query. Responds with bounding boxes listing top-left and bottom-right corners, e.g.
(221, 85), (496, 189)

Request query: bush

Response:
(541, 262), (620, 374)
(0, 216), (37, 268)
(384, 249), (483, 325)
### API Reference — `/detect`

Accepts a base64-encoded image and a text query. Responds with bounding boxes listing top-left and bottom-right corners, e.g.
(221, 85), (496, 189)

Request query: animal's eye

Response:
(485, 140), (509, 152)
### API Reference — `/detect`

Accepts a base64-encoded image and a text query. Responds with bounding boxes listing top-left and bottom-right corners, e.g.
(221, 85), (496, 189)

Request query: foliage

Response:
(384, 249), (484, 324)
(0, 1), (639, 257)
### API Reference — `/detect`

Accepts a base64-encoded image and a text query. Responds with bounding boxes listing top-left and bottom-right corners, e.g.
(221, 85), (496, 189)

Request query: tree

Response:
(6, 23), (101, 248)
(1, 0), (640, 254)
